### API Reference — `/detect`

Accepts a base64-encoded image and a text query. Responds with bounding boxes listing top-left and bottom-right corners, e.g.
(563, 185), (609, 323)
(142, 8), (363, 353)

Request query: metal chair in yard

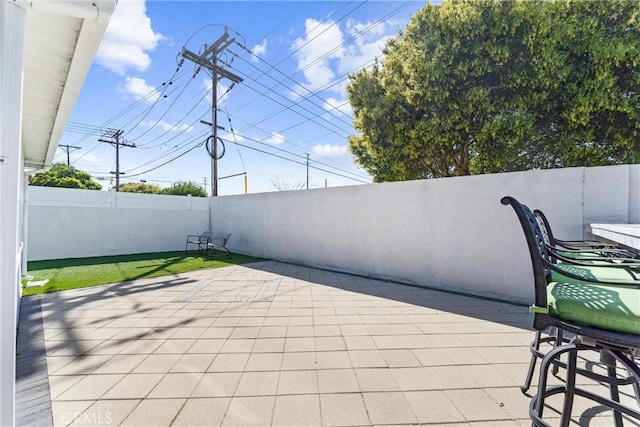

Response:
(206, 232), (232, 258)
(501, 196), (640, 427)
(185, 231), (212, 254)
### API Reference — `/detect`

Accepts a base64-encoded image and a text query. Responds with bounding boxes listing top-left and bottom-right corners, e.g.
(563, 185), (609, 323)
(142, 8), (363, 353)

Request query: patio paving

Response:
(16, 260), (640, 426)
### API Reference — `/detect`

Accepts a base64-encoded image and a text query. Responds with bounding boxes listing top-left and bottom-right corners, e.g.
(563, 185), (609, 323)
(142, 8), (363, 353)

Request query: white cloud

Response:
(96, 0), (164, 74)
(117, 77), (161, 102)
(252, 39), (268, 62)
(220, 130), (245, 143)
(144, 120), (194, 133)
(312, 144), (349, 157)
(323, 97), (353, 116)
(291, 17), (399, 99)
(292, 19), (345, 93)
(265, 132), (285, 145)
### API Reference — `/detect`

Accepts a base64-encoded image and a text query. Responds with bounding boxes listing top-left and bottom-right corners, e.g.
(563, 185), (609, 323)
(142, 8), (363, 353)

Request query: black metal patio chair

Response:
(205, 232), (232, 258)
(501, 196), (640, 427)
(185, 231), (212, 254)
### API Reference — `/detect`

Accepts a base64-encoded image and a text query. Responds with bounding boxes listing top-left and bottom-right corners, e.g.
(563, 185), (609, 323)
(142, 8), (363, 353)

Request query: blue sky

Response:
(56, 0), (426, 195)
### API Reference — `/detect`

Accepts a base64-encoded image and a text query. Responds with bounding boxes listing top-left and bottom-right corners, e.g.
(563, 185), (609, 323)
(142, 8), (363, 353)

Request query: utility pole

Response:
(99, 129), (136, 192)
(306, 153), (310, 190)
(181, 27), (243, 197)
(59, 144), (81, 166)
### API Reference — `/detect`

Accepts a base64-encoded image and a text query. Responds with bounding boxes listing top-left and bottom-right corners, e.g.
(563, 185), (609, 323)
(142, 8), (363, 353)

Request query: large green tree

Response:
(30, 163), (102, 190)
(162, 181), (207, 197)
(347, 0), (640, 181)
(119, 182), (162, 194)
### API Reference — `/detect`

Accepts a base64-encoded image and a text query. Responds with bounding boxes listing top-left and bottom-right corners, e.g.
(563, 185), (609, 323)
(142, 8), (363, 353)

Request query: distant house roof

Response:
(22, 0), (116, 169)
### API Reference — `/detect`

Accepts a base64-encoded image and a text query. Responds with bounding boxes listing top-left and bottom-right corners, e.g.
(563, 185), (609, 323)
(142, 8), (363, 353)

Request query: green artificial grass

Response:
(23, 251), (265, 296)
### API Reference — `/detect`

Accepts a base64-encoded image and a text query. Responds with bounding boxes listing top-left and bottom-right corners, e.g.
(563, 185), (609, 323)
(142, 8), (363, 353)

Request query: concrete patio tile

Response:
(68, 399), (139, 427)
(355, 368), (401, 392)
(474, 346), (532, 364)
(170, 353), (216, 372)
(284, 337), (315, 352)
(250, 338), (286, 353)
(200, 327), (233, 339)
(413, 348), (457, 366)
(315, 351), (352, 369)
(48, 375), (85, 400)
(187, 339), (226, 354)
(380, 349), (422, 367)
(219, 338), (256, 353)
(423, 365), (481, 389)
(258, 326), (287, 338)
(320, 393), (370, 426)
(339, 324), (369, 336)
(272, 394), (321, 426)
(172, 397), (230, 426)
(277, 370), (318, 395)
(318, 369), (359, 393)
(102, 373), (164, 399)
(389, 367), (433, 391)
(52, 355), (111, 376)
(121, 398), (186, 426)
(147, 372), (204, 398)
(208, 353), (250, 372)
(222, 396), (275, 426)
(235, 371), (279, 396)
(281, 352), (318, 370)
(192, 372), (242, 397)
(460, 364), (518, 388)
(445, 388), (514, 421)
(132, 354), (180, 373)
(372, 335), (408, 349)
(314, 336), (346, 351)
(483, 386), (531, 420)
(404, 390), (466, 423)
(244, 353), (283, 371)
(347, 350), (387, 368)
(56, 374), (124, 401)
(313, 325), (342, 336)
(286, 326), (314, 337)
(443, 346), (489, 365)
(154, 339), (196, 354)
(118, 338), (165, 355)
(51, 400), (94, 426)
(92, 354), (147, 374)
(362, 391), (418, 425)
(230, 326), (261, 339)
(343, 335), (377, 350)
(46, 340), (104, 357)
(170, 326), (208, 339)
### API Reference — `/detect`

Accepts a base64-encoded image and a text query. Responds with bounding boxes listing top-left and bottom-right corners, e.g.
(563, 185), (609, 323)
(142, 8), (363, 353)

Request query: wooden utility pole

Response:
(99, 129), (136, 191)
(59, 144), (81, 166)
(181, 27), (243, 197)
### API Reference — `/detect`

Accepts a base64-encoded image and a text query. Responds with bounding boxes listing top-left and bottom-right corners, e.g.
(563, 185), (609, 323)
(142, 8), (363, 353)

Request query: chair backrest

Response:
(201, 231), (213, 240)
(533, 209), (556, 246)
(222, 232), (232, 243)
(501, 196), (551, 310)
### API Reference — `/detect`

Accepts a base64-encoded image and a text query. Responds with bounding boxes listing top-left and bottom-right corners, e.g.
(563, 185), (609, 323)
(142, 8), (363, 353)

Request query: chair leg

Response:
(531, 343), (578, 426)
(522, 331), (542, 394)
(559, 348), (578, 427)
(599, 350), (625, 427)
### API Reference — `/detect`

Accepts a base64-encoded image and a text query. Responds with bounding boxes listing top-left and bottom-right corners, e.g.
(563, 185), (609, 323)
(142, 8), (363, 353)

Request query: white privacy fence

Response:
(27, 188), (210, 261)
(210, 165), (639, 304)
(27, 164), (639, 304)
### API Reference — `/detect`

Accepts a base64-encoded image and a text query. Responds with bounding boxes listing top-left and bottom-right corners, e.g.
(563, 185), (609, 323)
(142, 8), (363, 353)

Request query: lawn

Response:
(23, 251), (265, 296)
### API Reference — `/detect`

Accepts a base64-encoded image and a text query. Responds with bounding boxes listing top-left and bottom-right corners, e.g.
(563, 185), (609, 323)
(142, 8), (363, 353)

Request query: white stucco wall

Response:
(26, 165), (639, 304)
(27, 187), (210, 261)
(211, 165), (639, 304)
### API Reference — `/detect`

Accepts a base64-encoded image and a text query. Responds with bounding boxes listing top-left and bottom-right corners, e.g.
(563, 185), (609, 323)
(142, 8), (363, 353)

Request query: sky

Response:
(56, 0), (427, 196)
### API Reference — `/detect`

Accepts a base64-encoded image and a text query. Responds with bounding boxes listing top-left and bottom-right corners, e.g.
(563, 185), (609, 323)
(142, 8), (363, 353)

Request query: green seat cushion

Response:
(547, 281), (640, 335)
(551, 264), (639, 282)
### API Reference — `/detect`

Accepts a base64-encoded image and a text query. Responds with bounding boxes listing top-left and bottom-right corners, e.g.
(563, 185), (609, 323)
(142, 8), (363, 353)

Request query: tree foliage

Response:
(30, 163), (102, 190)
(119, 182), (162, 194)
(347, 0), (640, 181)
(161, 181), (207, 197)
